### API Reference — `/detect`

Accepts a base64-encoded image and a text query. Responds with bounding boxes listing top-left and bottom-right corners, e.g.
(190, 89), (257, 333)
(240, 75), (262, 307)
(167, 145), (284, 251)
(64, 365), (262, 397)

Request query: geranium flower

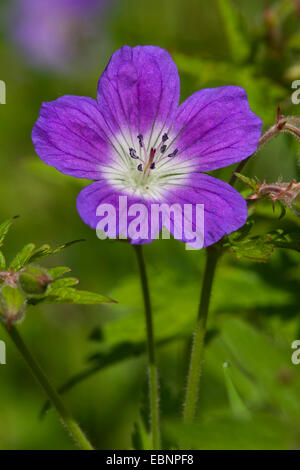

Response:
(8, 0), (108, 70)
(32, 46), (262, 248)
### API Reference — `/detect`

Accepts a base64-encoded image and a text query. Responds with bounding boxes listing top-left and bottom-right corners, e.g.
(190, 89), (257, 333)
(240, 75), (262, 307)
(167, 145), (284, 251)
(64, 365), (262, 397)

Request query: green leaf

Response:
(223, 361), (251, 420)
(34, 287), (115, 305)
(224, 227), (300, 262)
(0, 251), (6, 270)
(0, 216), (19, 247)
(40, 334), (185, 417)
(131, 422), (151, 451)
(9, 243), (36, 271)
(208, 318), (300, 421)
(48, 266), (71, 279)
(165, 413), (293, 450)
(233, 173), (259, 192)
(217, 0), (250, 63)
(49, 277), (79, 289)
(267, 230), (300, 252)
(27, 239), (85, 264)
(225, 234), (274, 262)
(26, 244), (51, 263)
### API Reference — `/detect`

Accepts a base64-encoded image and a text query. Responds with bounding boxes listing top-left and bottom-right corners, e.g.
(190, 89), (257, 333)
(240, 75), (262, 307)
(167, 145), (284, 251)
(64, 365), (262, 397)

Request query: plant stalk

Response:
(5, 325), (94, 450)
(133, 244), (160, 449)
(183, 247), (219, 422)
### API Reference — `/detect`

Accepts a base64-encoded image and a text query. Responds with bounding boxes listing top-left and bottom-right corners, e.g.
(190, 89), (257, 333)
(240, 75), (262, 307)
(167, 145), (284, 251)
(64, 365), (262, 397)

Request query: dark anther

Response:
(137, 163), (143, 172)
(129, 148), (138, 159)
(167, 148), (178, 158)
(161, 145), (167, 153)
(150, 162), (155, 170)
(137, 134), (144, 147)
(162, 133), (169, 142)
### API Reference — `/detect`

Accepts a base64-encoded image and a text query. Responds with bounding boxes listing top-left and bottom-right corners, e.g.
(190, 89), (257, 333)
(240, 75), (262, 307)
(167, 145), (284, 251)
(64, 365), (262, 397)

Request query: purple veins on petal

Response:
(31, 44), (263, 248)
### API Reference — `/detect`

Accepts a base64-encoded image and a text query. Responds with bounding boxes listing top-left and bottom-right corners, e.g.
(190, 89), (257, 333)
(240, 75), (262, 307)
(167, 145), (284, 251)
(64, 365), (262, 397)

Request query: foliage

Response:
(0, 0), (300, 451)
(0, 218), (114, 326)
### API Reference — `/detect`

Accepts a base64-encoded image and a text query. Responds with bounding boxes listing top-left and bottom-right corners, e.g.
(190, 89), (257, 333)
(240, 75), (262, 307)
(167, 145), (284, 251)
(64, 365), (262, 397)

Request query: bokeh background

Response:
(0, 0), (300, 450)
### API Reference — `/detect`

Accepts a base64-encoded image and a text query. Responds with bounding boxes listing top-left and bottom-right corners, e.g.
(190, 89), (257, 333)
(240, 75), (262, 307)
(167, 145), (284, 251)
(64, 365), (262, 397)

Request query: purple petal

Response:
(32, 95), (116, 179)
(76, 181), (161, 244)
(170, 86), (262, 171)
(97, 45), (180, 148)
(163, 173), (247, 248)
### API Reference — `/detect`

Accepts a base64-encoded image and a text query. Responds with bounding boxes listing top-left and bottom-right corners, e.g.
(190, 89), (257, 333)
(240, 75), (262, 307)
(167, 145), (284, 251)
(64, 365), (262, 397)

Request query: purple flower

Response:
(32, 46), (262, 248)
(9, 0), (107, 70)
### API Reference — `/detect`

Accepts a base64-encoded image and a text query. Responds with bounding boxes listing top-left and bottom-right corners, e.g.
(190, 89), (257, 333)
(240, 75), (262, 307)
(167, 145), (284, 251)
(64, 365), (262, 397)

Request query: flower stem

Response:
(5, 325), (94, 450)
(183, 247), (219, 422)
(133, 245), (160, 450)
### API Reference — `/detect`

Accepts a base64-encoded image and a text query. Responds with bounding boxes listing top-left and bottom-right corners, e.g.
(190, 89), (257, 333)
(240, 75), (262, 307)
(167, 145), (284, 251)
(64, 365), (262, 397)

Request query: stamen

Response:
(137, 134), (143, 147)
(156, 133), (169, 153)
(138, 133), (148, 162)
(167, 149), (178, 158)
(150, 162), (155, 170)
(129, 148), (139, 159)
(137, 163), (143, 172)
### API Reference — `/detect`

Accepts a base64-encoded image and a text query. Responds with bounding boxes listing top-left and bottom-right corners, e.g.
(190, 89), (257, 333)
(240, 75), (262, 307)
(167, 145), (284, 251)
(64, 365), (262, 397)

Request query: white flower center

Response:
(100, 127), (193, 200)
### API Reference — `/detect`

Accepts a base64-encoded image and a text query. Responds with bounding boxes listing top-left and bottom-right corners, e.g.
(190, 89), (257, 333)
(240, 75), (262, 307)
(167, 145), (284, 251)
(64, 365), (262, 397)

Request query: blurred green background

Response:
(0, 0), (300, 450)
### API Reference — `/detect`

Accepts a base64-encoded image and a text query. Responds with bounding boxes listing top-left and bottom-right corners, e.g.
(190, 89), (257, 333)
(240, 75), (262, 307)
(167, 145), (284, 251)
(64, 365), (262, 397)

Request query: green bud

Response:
(0, 285), (26, 326)
(19, 266), (51, 295)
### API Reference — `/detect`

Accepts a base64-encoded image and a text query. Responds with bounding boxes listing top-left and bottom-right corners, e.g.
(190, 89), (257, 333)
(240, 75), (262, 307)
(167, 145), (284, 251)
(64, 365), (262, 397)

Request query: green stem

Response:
(183, 247), (219, 422)
(183, 113), (292, 422)
(5, 325), (94, 450)
(133, 245), (160, 450)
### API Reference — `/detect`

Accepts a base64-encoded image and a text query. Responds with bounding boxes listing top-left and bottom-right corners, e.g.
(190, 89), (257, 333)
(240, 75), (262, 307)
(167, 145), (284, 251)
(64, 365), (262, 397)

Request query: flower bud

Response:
(19, 266), (51, 295)
(248, 179), (300, 216)
(0, 285), (26, 327)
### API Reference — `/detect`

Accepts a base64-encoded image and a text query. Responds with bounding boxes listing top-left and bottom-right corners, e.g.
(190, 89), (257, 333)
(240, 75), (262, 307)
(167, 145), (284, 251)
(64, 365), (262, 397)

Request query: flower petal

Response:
(76, 180), (161, 244)
(32, 95), (115, 178)
(170, 86), (262, 171)
(162, 173), (247, 248)
(97, 45), (180, 149)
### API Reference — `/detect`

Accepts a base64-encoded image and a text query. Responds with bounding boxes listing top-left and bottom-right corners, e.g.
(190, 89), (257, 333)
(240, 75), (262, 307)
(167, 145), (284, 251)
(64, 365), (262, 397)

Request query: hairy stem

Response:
(133, 245), (160, 450)
(183, 112), (296, 422)
(183, 247), (219, 422)
(5, 325), (94, 450)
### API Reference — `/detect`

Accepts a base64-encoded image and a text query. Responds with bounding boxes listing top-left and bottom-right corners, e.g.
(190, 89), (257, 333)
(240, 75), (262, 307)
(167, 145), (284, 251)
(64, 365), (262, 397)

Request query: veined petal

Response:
(163, 173), (247, 248)
(170, 86), (262, 171)
(32, 95), (117, 179)
(97, 45), (180, 150)
(76, 180), (161, 244)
